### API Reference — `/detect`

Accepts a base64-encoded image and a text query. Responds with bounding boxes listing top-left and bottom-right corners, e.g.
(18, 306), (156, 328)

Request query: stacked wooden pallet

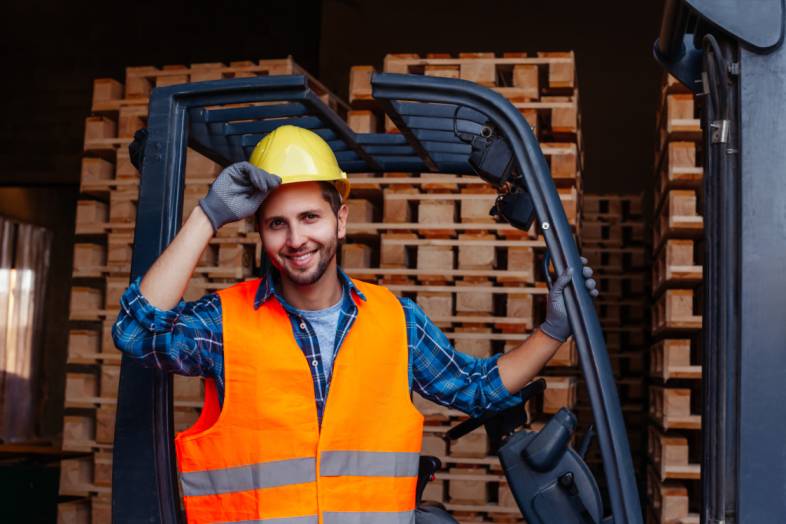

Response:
(61, 57), (345, 524)
(346, 51), (583, 523)
(646, 75), (703, 524)
(578, 194), (649, 486)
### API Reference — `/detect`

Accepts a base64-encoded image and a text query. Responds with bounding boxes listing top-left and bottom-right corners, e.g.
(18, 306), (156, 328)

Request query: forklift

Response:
(112, 1), (786, 522)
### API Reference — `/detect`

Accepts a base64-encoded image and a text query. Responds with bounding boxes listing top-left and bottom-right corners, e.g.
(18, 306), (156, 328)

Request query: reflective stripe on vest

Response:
(320, 450), (419, 477)
(216, 517), (319, 524)
(216, 514), (412, 524)
(180, 457), (316, 497)
(322, 511), (415, 524)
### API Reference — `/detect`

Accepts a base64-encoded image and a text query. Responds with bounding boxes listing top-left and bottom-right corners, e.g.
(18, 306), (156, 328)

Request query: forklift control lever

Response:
(521, 408), (577, 472)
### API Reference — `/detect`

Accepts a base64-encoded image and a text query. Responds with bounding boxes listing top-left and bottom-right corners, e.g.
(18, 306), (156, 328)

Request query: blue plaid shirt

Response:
(112, 267), (521, 423)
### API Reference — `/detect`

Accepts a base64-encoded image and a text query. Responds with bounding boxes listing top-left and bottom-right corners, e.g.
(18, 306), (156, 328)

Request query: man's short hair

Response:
(318, 181), (343, 217)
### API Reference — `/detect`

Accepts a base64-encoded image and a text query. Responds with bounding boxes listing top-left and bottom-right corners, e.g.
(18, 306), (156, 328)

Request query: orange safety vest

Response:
(174, 277), (424, 524)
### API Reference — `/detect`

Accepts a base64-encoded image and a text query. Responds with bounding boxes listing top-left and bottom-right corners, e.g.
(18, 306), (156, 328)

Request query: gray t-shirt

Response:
(295, 290), (344, 376)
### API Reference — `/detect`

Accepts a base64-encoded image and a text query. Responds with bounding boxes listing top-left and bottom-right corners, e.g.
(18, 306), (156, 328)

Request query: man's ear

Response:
(337, 203), (349, 240)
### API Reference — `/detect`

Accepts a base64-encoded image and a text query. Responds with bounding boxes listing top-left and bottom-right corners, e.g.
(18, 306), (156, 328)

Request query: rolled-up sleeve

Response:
(111, 275), (224, 384)
(400, 297), (522, 418)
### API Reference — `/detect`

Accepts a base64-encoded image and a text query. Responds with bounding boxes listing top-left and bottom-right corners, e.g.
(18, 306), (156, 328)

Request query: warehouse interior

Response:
(0, 1), (706, 522)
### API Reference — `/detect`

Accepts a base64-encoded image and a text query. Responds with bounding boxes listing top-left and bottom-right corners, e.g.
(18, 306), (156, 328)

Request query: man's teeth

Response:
(289, 250), (316, 263)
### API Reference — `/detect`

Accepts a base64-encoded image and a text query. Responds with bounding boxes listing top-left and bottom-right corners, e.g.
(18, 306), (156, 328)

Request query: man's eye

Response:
(306, 213), (318, 220)
(269, 219), (284, 228)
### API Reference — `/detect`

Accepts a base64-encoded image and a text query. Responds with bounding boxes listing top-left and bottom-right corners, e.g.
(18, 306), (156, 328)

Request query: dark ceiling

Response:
(0, 0), (664, 194)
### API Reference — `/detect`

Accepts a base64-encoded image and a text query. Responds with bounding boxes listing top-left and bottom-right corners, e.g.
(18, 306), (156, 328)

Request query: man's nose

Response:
(286, 224), (306, 248)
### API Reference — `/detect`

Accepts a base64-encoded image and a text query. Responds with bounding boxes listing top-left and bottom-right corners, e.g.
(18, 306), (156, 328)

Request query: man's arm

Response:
(405, 259), (597, 417)
(497, 260), (598, 394)
(139, 206), (213, 309)
(403, 298), (522, 418)
(139, 161), (280, 309)
(496, 329), (562, 394)
(111, 161), (280, 383)
(112, 275), (223, 380)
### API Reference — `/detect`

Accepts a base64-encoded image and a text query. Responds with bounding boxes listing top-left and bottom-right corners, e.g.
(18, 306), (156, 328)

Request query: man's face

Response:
(258, 182), (348, 286)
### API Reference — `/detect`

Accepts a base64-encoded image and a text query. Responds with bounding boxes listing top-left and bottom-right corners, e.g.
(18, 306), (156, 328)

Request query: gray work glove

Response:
(540, 257), (599, 343)
(198, 161), (281, 232)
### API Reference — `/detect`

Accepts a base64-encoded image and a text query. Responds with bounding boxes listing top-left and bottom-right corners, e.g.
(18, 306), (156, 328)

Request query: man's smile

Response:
(284, 249), (319, 269)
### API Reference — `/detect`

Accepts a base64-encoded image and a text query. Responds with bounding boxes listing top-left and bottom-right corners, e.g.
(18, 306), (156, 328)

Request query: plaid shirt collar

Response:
(253, 265), (367, 310)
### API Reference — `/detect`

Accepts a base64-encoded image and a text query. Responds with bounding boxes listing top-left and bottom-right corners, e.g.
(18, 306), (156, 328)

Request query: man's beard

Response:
(276, 234), (338, 286)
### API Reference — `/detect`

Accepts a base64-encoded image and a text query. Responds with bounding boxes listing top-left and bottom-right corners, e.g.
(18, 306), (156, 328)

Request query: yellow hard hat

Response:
(248, 125), (350, 201)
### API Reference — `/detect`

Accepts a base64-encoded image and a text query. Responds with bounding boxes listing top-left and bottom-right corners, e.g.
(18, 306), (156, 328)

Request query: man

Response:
(113, 125), (597, 524)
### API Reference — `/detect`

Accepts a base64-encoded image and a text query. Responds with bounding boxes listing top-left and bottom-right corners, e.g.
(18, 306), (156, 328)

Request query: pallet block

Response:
(656, 141), (703, 198)
(67, 328), (103, 365)
(349, 65), (375, 106)
(62, 413), (96, 452)
(540, 376), (578, 414)
(653, 190), (704, 251)
(649, 386), (701, 431)
(459, 186), (497, 224)
(449, 426), (489, 458)
(652, 239), (702, 294)
(647, 467), (695, 524)
(447, 466), (490, 505)
(380, 232), (417, 267)
(341, 243), (373, 272)
(75, 200), (108, 233)
(652, 289), (702, 334)
(454, 327), (493, 358)
(657, 93), (701, 151)
(109, 189), (137, 223)
(650, 340), (702, 381)
(455, 279), (494, 314)
(416, 291), (453, 329)
(80, 157), (114, 184)
(457, 233), (497, 271)
(648, 426), (701, 481)
(57, 499), (91, 524)
(417, 244), (455, 282)
(69, 286), (104, 319)
(498, 294), (533, 333)
(83, 116), (117, 150)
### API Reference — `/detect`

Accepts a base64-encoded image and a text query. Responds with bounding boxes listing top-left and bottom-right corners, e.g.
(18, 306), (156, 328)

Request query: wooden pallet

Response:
(580, 220), (647, 247)
(582, 193), (644, 222)
(382, 52), (576, 91)
(581, 245), (648, 273)
(93, 58), (348, 116)
(352, 52), (583, 154)
(647, 76), (704, 524)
